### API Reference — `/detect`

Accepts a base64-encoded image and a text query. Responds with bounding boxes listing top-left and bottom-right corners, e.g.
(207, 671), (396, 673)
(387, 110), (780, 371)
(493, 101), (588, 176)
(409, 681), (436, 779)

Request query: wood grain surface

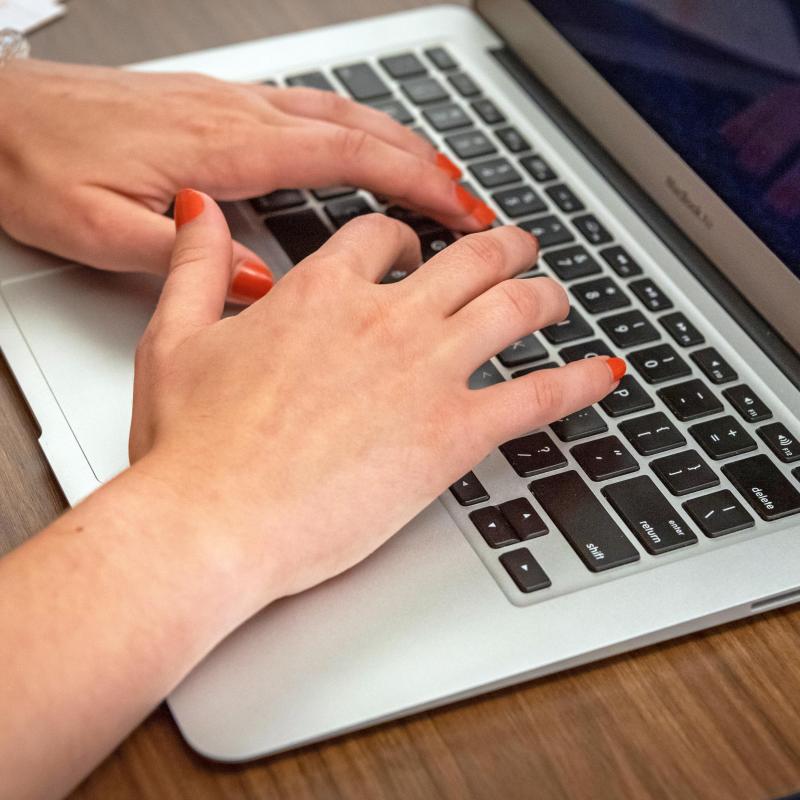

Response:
(2, 1), (798, 797)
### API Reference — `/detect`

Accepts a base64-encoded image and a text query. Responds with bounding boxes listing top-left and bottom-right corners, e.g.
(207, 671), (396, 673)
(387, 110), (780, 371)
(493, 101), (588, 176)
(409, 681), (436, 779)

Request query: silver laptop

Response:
(2, 1), (799, 762)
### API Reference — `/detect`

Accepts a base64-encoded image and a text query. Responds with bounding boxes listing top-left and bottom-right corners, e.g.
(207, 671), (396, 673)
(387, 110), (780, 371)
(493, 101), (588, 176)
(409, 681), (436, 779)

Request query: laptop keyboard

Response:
(246, 46), (800, 604)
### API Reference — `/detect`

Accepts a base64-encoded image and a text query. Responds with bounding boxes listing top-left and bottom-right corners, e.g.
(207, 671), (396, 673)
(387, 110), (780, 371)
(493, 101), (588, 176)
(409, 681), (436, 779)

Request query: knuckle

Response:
(170, 243), (209, 273)
(529, 372), (564, 415)
(336, 127), (372, 163)
(497, 279), (540, 324)
(458, 232), (506, 275)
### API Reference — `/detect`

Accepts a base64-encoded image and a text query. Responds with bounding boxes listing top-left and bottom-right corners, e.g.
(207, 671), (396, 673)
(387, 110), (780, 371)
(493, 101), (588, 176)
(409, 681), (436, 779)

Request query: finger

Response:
(301, 213), (421, 282)
(471, 357), (626, 444)
(403, 225), (539, 316)
(447, 276), (568, 366)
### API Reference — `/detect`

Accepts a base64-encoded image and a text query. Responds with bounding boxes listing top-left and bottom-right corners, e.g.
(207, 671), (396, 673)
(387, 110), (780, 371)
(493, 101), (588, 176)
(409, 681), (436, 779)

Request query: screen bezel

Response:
(478, 0), (800, 354)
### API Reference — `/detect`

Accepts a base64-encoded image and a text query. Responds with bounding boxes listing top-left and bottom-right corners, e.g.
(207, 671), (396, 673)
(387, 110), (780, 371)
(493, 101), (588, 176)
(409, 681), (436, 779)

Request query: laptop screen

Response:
(529, 0), (800, 280)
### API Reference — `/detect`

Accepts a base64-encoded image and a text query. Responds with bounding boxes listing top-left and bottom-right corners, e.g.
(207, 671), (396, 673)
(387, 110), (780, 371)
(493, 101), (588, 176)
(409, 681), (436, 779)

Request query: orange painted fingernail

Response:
(435, 152), (462, 180)
(174, 188), (205, 229)
(606, 357), (627, 382)
(455, 183), (481, 213)
(470, 202), (496, 228)
(230, 260), (274, 303)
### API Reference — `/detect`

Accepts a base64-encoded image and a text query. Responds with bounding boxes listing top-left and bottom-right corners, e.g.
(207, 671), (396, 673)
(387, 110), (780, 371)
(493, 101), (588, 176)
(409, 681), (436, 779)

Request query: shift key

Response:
(530, 471), (640, 571)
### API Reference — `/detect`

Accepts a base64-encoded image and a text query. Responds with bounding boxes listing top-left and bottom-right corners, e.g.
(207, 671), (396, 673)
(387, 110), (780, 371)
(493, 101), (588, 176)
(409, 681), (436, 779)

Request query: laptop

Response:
(2, 0), (799, 762)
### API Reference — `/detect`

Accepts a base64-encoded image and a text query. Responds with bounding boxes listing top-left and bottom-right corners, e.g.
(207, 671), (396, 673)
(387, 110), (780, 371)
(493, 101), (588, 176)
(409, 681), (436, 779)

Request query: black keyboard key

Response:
(530, 471), (640, 572)
(324, 196), (373, 228)
(266, 209), (330, 264)
(682, 490), (754, 537)
(500, 432), (567, 477)
(448, 72), (480, 97)
(450, 472), (490, 506)
(471, 98), (505, 124)
(658, 379), (723, 421)
(468, 360), (505, 389)
(334, 62), (391, 101)
(496, 126), (531, 153)
(619, 412), (686, 455)
(722, 454), (800, 520)
(659, 312), (704, 347)
(541, 306), (593, 344)
(691, 347), (738, 384)
(559, 339), (613, 363)
(600, 245), (643, 278)
(370, 98), (414, 124)
(425, 46), (458, 71)
(511, 362), (558, 379)
(722, 385), (772, 424)
(419, 229), (455, 261)
(500, 549), (552, 592)
(689, 416), (757, 460)
(499, 497), (548, 540)
(423, 103), (470, 131)
(543, 245), (601, 281)
(385, 205), (440, 235)
(758, 422), (800, 462)
(498, 333), (547, 367)
(573, 214), (612, 245)
(519, 216), (574, 248)
(401, 76), (450, 105)
(629, 344), (691, 384)
(600, 375), (654, 417)
(603, 476), (697, 554)
(550, 406), (608, 442)
(445, 130), (497, 160)
(286, 71), (334, 90)
(469, 157), (522, 189)
(493, 185), (546, 218)
(379, 52), (426, 79)
(650, 450), (719, 496)
(630, 278), (673, 312)
(794, 467), (800, 484)
(469, 506), (518, 548)
(520, 154), (557, 183)
(250, 189), (305, 214)
(312, 186), (356, 201)
(545, 184), (585, 214)
(571, 435), (638, 481)
(599, 310), (659, 348)
(571, 277), (630, 314)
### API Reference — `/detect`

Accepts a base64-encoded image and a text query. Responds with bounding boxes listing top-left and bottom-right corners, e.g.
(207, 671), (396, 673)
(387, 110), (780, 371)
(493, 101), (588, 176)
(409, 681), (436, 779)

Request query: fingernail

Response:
(454, 184), (496, 228)
(455, 184), (480, 213)
(230, 260), (274, 303)
(606, 357), (626, 382)
(174, 188), (205, 229)
(435, 152), (462, 180)
(470, 202), (496, 228)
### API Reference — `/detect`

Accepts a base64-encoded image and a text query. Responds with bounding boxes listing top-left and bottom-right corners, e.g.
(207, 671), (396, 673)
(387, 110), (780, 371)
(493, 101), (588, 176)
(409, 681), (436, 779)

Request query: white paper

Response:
(0, 0), (66, 34)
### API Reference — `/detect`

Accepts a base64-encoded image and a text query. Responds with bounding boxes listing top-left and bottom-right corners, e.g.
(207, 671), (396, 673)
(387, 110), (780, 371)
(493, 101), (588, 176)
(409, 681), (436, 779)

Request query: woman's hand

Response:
(0, 58), (493, 303)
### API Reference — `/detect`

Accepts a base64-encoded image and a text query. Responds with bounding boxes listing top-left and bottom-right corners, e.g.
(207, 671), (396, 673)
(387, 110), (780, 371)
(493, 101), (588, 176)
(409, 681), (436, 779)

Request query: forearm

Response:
(0, 456), (272, 800)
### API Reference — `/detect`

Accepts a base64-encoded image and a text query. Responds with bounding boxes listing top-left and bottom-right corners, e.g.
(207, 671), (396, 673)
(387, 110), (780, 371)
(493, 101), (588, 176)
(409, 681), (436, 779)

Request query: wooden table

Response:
(3, 1), (799, 797)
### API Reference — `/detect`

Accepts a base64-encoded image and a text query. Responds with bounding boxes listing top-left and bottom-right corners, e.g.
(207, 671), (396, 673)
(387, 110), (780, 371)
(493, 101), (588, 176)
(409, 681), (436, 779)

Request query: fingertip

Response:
(604, 356), (627, 383)
(229, 259), (274, 305)
(435, 152), (462, 180)
(174, 188), (206, 229)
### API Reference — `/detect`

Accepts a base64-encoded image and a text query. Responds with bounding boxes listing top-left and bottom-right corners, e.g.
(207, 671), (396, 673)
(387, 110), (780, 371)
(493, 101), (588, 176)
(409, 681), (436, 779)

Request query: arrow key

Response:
(449, 471), (490, 506)
(470, 506), (519, 548)
(499, 497), (548, 539)
(500, 548), (552, 592)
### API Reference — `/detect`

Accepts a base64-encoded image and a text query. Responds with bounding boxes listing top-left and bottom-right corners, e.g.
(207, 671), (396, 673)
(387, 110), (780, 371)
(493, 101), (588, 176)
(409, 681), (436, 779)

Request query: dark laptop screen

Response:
(531, 0), (800, 277)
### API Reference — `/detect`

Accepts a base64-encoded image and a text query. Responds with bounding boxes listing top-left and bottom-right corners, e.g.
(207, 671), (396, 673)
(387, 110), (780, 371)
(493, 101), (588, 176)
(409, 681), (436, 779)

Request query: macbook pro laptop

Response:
(1, 1), (799, 761)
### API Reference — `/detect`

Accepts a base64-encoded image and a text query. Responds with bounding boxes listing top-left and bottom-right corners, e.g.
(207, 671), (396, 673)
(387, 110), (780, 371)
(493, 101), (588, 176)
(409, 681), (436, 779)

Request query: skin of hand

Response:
(0, 191), (623, 799)
(0, 58), (494, 304)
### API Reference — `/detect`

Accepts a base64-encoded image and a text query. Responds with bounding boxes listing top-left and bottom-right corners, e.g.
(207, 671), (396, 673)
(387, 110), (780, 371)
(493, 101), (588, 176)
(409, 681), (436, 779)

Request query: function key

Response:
(571, 435), (638, 481)
(722, 385), (772, 423)
(469, 506), (518, 548)
(758, 422), (800, 462)
(519, 215), (574, 248)
(333, 62), (391, 100)
(498, 497), (548, 540)
(266, 209), (331, 264)
(250, 189), (305, 214)
(379, 52), (426, 79)
(469, 157), (523, 188)
(722, 454), (800, 520)
(500, 549), (552, 593)
(424, 46), (458, 71)
(324, 195), (374, 228)
(471, 98), (505, 124)
(599, 309), (659, 349)
(496, 126), (531, 153)
(559, 339), (613, 363)
(659, 312), (704, 347)
(600, 245), (643, 278)
(370, 98), (414, 124)
(649, 449), (719, 496)
(468, 360), (505, 389)
(445, 130), (497, 160)
(419, 229), (455, 261)
(571, 276), (631, 314)
(657, 378), (723, 421)
(520, 154), (558, 183)
(691, 347), (738, 384)
(401, 76), (450, 105)
(550, 406), (608, 442)
(619, 411), (686, 456)
(630, 277), (673, 312)
(682, 490), (754, 537)
(599, 375), (654, 417)
(500, 431), (567, 477)
(541, 306), (593, 344)
(422, 103), (470, 131)
(629, 343), (691, 383)
(545, 184), (585, 214)
(493, 185), (546, 218)
(497, 333), (548, 367)
(285, 71), (334, 90)
(448, 72), (481, 97)
(573, 214), (613, 245)
(543, 245), (601, 281)
(450, 471), (490, 506)
(689, 415), (757, 460)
